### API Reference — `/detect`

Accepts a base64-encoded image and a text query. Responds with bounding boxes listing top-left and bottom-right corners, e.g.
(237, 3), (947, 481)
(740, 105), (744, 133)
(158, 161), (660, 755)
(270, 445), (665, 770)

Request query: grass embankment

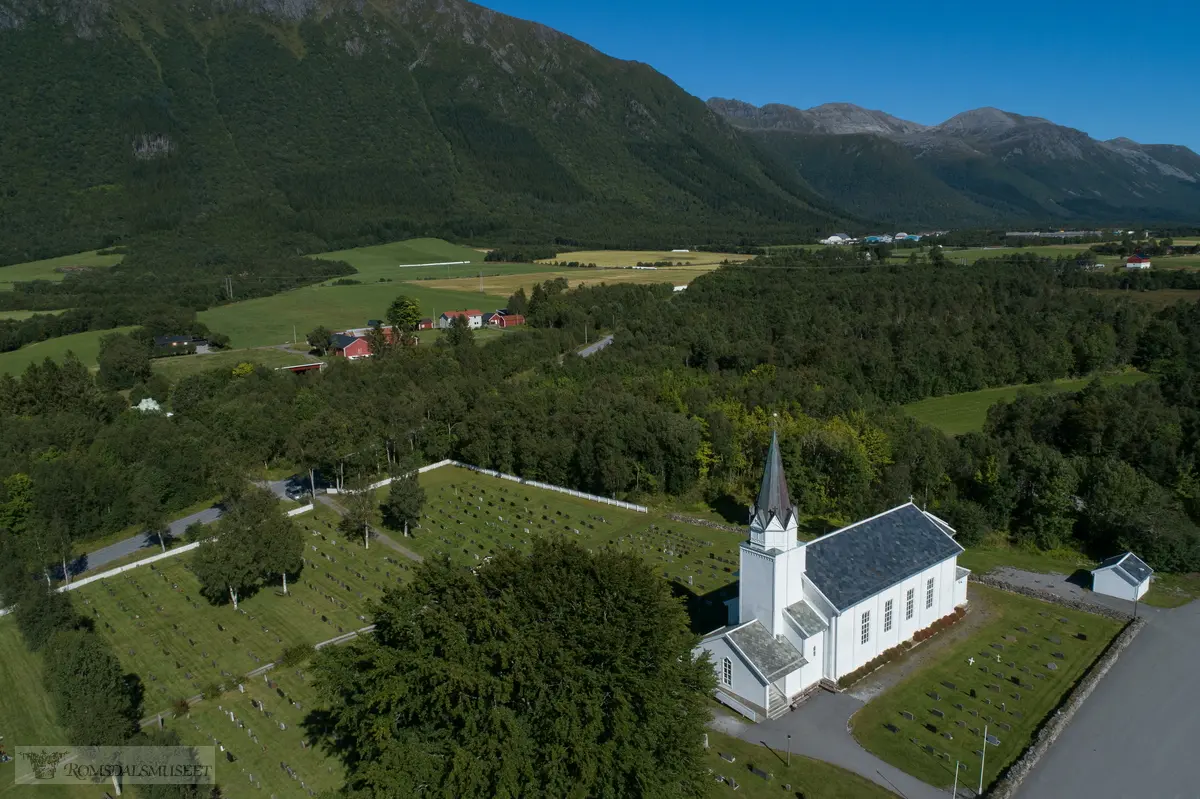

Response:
(704, 730), (897, 798)
(0, 249), (123, 291)
(850, 585), (1121, 791)
(901, 371), (1149, 436)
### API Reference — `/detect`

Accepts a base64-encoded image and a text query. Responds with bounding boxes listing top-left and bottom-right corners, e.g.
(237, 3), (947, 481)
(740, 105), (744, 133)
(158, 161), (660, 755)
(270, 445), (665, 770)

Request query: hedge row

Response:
(837, 606), (968, 689)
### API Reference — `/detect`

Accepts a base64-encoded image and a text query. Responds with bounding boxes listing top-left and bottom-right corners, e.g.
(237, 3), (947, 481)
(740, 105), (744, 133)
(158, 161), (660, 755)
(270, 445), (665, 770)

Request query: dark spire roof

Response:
(753, 431), (795, 527)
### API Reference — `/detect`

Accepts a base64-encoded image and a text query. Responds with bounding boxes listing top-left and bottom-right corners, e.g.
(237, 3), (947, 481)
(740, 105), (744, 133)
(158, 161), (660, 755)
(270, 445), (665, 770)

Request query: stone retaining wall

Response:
(662, 512), (743, 535)
(986, 616), (1145, 798)
(970, 573), (1133, 621)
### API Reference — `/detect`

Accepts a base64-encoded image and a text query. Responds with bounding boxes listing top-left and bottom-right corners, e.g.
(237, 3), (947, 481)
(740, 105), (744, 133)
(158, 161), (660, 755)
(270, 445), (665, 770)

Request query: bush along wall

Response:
(837, 606), (969, 689)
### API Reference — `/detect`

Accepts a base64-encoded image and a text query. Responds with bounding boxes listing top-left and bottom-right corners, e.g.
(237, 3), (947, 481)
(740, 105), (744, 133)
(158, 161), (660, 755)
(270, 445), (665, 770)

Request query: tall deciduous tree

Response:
(43, 629), (141, 746)
(341, 484), (376, 549)
(386, 295), (422, 340)
(307, 326), (334, 355)
(441, 312), (474, 348)
(381, 469), (425, 537)
(97, 332), (152, 391)
(313, 538), (713, 799)
(191, 487), (299, 607)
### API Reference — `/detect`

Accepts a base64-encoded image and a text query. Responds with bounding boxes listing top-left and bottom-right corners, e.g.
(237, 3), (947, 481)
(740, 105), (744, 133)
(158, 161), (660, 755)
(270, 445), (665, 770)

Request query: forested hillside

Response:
(0, 0), (845, 269)
(4, 251), (1200, 589)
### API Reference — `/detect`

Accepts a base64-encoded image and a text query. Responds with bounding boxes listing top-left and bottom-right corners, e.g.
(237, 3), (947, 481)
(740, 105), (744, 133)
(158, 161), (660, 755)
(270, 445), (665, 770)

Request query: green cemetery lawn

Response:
(375, 465), (747, 599)
(849, 585), (1122, 791)
(0, 620), (98, 799)
(901, 371), (1149, 435)
(703, 730), (897, 798)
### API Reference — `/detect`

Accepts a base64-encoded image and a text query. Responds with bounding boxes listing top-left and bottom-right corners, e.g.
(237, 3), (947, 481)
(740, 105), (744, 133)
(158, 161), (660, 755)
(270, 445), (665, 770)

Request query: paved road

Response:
(1000, 570), (1198, 799)
(74, 478), (295, 574)
(578, 334), (614, 358)
(731, 692), (953, 799)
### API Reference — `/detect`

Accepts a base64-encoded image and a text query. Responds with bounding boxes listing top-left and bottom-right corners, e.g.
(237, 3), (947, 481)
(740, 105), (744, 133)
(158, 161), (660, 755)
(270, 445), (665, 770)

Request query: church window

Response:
(926, 577), (935, 609)
(884, 599), (893, 632)
(860, 611), (870, 644)
(721, 657), (732, 686)
(906, 588), (914, 620)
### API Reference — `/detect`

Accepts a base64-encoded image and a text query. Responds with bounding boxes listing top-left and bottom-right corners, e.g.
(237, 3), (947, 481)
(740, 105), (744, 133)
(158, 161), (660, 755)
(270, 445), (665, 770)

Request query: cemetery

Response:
(379, 465), (746, 596)
(849, 584), (1122, 791)
(703, 730), (895, 799)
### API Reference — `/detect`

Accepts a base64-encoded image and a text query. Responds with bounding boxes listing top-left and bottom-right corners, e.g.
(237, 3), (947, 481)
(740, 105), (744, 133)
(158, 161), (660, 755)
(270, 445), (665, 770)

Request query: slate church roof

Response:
(805, 503), (964, 611)
(784, 599), (829, 637)
(1094, 552), (1153, 586)
(752, 431), (797, 529)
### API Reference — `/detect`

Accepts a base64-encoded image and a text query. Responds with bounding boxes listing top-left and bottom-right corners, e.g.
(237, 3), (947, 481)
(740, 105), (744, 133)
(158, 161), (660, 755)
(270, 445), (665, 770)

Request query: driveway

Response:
(735, 692), (951, 799)
(73, 477), (297, 575)
(578, 334), (613, 358)
(996, 569), (1198, 799)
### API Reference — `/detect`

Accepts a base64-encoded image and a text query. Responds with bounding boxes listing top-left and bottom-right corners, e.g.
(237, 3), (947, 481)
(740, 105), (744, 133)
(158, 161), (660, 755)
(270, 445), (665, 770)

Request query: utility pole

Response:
(292, 325), (297, 345)
(479, 271), (483, 293)
(786, 734), (791, 766)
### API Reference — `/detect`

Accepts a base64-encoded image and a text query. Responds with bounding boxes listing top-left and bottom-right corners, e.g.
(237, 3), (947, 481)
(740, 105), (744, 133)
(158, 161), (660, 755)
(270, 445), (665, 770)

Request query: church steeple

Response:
(752, 430), (795, 529)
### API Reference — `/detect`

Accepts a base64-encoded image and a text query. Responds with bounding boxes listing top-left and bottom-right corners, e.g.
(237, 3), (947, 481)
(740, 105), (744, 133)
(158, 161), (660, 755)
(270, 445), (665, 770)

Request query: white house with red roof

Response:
(439, 310), (483, 329)
(1125, 255), (1152, 270)
(696, 432), (969, 721)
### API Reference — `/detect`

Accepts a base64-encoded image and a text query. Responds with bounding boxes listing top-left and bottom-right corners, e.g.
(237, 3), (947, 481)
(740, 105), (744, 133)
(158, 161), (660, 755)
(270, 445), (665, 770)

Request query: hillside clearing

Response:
(0, 326), (138, 375)
(1092, 288), (1200, 309)
(417, 265), (719, 296)
(538, 249), (754, 267)
(902, 372), (1149, 435)
(0, 249), (123, 291)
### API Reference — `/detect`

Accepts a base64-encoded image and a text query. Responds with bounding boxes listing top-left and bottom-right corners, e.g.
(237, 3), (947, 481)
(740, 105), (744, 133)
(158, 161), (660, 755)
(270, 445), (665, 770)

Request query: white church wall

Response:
(831, 555), (962, 679)
(738, 545), (777, 630)
(698, 636), (767, 710)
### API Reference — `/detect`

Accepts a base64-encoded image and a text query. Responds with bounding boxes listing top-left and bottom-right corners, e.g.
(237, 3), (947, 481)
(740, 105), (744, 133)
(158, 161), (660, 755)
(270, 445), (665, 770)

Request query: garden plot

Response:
(72, 511), (412, 705)
(850, 585), (1121, 790)
(390, 467), (745, 596)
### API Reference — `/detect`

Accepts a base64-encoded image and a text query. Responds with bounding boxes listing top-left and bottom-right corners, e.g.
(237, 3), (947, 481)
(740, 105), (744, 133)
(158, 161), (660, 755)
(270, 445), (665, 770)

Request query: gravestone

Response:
(929, 691), (941, 701)
(956, 720), (966, 728)
(942, 681), (957, 691)
(954, 703), (964, 711)
(1077, 632), (1088, 641)
(931, 708), (945, 718)
(1053, 651), (1065, 659)
(943, 732), (954, 741)
(991, 643), (1004, 651)
(1058, 617), (1070, 624)
(885, 723), (899, 734)
(901, 711), (914, 721)
(969, 709), (978, 717)
(988, 684), (1000, 693)
(986, 734), (1002, 746)
(719, 753), (735, 763)
(1017, 626), (1029, 633)
(749, 766), (771, 781)
(998, 722), (1011, 731)
(1048, 634), (1062, 645)
(1045, 662), (1058, 671)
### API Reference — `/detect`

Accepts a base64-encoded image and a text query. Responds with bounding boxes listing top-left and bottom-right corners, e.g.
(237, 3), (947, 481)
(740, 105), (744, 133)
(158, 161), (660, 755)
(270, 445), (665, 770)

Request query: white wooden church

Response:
(698, 432), (969, 721)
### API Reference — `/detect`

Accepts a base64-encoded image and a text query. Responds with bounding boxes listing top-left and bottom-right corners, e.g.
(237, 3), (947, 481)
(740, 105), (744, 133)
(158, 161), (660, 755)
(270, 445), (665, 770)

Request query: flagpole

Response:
(979, 724), (988, 794)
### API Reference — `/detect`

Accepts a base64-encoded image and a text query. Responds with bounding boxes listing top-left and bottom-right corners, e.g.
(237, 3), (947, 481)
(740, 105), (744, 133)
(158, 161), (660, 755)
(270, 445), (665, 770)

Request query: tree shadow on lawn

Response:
(669, 580), (739, 635)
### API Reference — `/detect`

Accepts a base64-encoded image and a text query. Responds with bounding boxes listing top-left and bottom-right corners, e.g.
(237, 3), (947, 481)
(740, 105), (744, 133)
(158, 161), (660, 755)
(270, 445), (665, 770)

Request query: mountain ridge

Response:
(710, 98), (1200, 226)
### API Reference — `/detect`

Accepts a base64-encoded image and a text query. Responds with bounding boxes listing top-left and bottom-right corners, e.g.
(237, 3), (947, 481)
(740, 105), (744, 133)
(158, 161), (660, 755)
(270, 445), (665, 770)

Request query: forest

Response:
(3, 248), (1200, 585)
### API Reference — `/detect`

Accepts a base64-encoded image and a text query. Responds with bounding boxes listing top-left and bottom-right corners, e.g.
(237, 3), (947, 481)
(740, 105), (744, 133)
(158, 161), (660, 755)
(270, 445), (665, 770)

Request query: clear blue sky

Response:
(484, 0), (1198, 151)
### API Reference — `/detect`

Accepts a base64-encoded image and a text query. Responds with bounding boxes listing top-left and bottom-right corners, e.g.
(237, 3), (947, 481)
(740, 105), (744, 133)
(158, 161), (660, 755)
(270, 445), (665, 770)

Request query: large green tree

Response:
(97, 332), (152, 391)
(313, 538), (714, 799)
(43, 629), (141, 746)
(191, 487), (300, 607)
(385, 295), (422, 340)
(381, 469), (425, 537)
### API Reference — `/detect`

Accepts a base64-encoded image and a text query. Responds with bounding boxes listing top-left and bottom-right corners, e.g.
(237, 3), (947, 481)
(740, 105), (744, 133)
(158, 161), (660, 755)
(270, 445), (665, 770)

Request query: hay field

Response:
(537, 249), (753, 268)
(415, 266), (718, 297)
(0, 326), (139, 375)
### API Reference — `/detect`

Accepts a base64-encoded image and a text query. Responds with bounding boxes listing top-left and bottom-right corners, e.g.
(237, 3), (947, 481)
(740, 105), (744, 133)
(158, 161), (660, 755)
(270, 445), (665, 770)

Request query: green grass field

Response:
(0, 620), (99, 799)
(0, 309), (65, 321)
(703, 730), (896, 798)
(537, 249), (754, 268)
(375, 465), (746, 597)
(151, 347), (323, 381)
(850, 585), (1121, 791)
(0, 249), (123, 291)
(901, 372), (1150, 436)
(1092, 288), (1200, 309)
(0, 326), (138, 375)
(198, 282), (508, 348)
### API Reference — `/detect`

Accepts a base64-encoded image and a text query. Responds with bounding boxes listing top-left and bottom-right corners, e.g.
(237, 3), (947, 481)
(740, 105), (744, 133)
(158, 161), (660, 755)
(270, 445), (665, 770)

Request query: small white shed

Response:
(1091, 552), (1153, 601)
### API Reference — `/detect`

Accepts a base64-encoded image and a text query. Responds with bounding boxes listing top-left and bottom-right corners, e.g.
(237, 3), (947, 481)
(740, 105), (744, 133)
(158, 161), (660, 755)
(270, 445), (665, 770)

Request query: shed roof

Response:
(784, 599), (829, 638)
(1094, 552), (1153, 586)
(805, 503), (964, 611)
(330, 333), (359, 351)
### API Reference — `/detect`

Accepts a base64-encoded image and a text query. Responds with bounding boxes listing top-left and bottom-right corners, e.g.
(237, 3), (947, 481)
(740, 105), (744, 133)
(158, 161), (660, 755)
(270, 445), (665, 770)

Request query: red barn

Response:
(418, 318), (435, 330)
(494, 314), (525, 328)
(331, 333), (372, 359)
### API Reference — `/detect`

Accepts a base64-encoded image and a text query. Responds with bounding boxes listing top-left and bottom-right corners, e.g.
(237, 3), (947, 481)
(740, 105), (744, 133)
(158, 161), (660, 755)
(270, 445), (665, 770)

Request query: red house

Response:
(493, 314), (525, 328)
(418, 318), (435, 330)
(331, 333), (372, 359)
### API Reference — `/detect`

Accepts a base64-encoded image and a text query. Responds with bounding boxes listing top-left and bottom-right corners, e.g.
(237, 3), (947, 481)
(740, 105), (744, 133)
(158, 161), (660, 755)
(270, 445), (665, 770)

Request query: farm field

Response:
(901, 371), (1149, 435)
(374, 465), (746, 599)
(0, 249), (123, 291)
(536, 249), (755, 268)
(152, 347), (323, 381)
(1091, 288), (1200, 309)
(703, 730), (896, 798)
(0, 325), (138, 375)
(310, 238), (561, 284)
(198, 282), (507, 348)
(850, 584), (1122, 791)
(417, 265), (719, 297)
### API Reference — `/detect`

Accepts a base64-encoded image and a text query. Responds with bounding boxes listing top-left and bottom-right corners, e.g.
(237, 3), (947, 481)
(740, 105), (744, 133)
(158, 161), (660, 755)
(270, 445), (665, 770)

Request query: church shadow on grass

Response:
(669, 579), (739, 635)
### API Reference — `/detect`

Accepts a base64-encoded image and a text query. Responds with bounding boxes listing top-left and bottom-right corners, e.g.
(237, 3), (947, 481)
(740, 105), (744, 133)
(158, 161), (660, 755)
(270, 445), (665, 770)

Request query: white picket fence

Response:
(449, 461), (648, 513)
(286, 503), (315, 517)
(323, 459), (453, 494)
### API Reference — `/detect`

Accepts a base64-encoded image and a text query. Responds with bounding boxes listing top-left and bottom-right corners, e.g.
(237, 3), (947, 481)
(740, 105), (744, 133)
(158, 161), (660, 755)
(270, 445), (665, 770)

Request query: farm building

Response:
(330, 333), (371, 360)
(1091, 552), (1153, 601)
(696, 432), (968, 721)
(1125, 256), (1152, 270)
(439, 310), (483, 329)
(490, 313), (525, 328)
(418, 318), (435, 330)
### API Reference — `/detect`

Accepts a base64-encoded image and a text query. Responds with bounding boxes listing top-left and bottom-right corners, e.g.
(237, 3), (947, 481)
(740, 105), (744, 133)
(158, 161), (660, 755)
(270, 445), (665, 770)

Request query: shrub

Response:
(172, 698), (192, 717)
(202, 681), (225, 699)
(279, 643), (315, 668)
